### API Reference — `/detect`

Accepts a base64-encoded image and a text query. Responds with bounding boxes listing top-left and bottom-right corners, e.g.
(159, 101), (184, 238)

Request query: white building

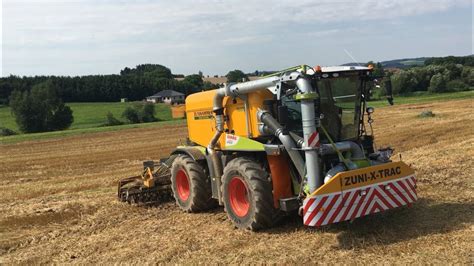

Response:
(146, 90), (185, 104)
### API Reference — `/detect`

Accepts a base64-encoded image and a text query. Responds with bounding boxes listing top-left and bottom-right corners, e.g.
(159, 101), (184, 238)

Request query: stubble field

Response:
(0, 98), (472, 264)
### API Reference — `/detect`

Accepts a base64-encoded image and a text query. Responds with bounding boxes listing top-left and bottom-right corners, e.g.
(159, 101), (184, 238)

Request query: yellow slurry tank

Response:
(185, 89), (273, 148)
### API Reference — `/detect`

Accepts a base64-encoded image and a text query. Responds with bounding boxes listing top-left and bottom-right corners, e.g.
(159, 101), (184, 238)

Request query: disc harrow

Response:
(117, 156), (176, 205)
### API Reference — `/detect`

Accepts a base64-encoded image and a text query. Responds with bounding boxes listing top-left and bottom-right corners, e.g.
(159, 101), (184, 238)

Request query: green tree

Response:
(428, 73), (447, 93)
(122, 106), (140, 123)
(446, 79), (469, 92)
(182, 74), (204, 94)
(411, 68), (430, 91)
(141, 103), (157, 122)
(226, 70), (249, 83)
(0, 126), (17, 136)
(391, 71), (418, 94)
(122, 103), (157, 124)
(445, 63), (462, 80)
(202, 81), (217, 91)
(9, 80), (73, 133)
(461, 67), (474, 86)
(121, 64), (173, 79)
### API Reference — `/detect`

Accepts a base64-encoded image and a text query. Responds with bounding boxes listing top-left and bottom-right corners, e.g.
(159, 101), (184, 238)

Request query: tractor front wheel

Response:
(222, 157), (274, 231)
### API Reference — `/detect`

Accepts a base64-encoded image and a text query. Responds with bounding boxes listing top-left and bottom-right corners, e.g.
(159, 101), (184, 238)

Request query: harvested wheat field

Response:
(0, 98), (473, 264)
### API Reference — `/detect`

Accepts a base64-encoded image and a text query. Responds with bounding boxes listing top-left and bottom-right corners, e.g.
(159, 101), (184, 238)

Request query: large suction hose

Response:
(258, 110), (305, 179)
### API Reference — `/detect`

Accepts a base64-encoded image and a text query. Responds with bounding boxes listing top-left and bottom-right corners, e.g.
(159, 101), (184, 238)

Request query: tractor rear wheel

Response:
(171, 154), (215, 212)
(222, 157), (274, 231)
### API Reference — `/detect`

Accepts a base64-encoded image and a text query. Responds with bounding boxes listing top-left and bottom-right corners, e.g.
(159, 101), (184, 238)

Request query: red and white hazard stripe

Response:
(307, 131), (320, 148)
(303, 175), (417, 227)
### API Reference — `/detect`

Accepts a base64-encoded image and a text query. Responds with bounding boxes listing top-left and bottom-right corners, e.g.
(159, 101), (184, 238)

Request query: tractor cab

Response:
(281, 66), (373, 145)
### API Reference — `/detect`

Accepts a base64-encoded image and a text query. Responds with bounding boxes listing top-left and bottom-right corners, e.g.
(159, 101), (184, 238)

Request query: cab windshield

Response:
(319, 74), (361, 141)
(281, 73), (363, 142)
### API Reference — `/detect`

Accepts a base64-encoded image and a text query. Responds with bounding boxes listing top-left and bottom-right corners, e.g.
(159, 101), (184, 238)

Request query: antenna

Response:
(343, 49), (362, 66)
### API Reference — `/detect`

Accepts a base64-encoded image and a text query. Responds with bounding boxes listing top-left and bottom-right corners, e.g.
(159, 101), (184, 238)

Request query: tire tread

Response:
(222, 157), (274, 231)
(171, 154), (215, 212)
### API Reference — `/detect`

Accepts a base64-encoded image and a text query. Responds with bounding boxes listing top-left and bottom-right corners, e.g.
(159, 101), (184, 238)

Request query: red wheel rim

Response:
(229, 176), (250, 217)
(176, 169), (190, 201)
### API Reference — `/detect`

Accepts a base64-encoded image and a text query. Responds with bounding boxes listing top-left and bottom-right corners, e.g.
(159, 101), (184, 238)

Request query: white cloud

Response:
(2, 0), (472, 76)
(5, 0), (470, 45)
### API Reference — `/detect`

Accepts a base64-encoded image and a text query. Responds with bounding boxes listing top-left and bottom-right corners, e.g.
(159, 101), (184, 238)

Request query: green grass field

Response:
(0, 102), (173, 132)
(0, 105), (17, 131)
(0, 119), (185, 144)
(400, 59), (425, 66)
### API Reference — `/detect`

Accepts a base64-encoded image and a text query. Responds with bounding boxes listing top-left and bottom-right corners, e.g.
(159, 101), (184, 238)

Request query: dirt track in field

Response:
(0, 99), (473, 264)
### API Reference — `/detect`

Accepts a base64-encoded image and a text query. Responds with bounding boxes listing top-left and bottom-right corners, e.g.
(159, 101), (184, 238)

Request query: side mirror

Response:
(384, 78), (394, 105)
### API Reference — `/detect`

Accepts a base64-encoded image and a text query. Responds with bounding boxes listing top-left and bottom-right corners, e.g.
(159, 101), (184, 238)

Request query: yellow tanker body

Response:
(185, 89), (273, 148)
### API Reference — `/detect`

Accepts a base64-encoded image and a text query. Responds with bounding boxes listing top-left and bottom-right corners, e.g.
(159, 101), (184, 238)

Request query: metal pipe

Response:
(320, 141), (365, 159)
(258, 110), (306, 179)
(296, 77), (322, 193)
(324, 163), (346, 183)
(291, 132), (365, 160)
(228, 77), (280, 97)
(207, 87), (227, 201)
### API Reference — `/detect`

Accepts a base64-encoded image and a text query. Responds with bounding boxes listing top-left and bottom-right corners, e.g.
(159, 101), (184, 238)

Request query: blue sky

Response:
(1, 0), (473, 77)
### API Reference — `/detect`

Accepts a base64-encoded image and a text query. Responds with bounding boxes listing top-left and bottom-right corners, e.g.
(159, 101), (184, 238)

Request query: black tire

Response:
(171, 154), (215, 212)
(222, 157), (274, 231)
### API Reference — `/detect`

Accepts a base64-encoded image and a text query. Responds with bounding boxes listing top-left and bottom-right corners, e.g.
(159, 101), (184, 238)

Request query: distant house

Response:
(146, 90), (185, 104)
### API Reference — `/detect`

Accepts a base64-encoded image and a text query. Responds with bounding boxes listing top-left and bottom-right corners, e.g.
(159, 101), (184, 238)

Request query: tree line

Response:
(389, 58), (474, 94)
(0, 64), (217, 104)
(424, 55), (474, 67)
(1, 57), (472, 106)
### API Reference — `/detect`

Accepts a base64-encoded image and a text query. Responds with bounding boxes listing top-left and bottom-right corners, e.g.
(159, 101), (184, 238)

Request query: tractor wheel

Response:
(222, 157), (274, 231)
(171, 154), (215, 212)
